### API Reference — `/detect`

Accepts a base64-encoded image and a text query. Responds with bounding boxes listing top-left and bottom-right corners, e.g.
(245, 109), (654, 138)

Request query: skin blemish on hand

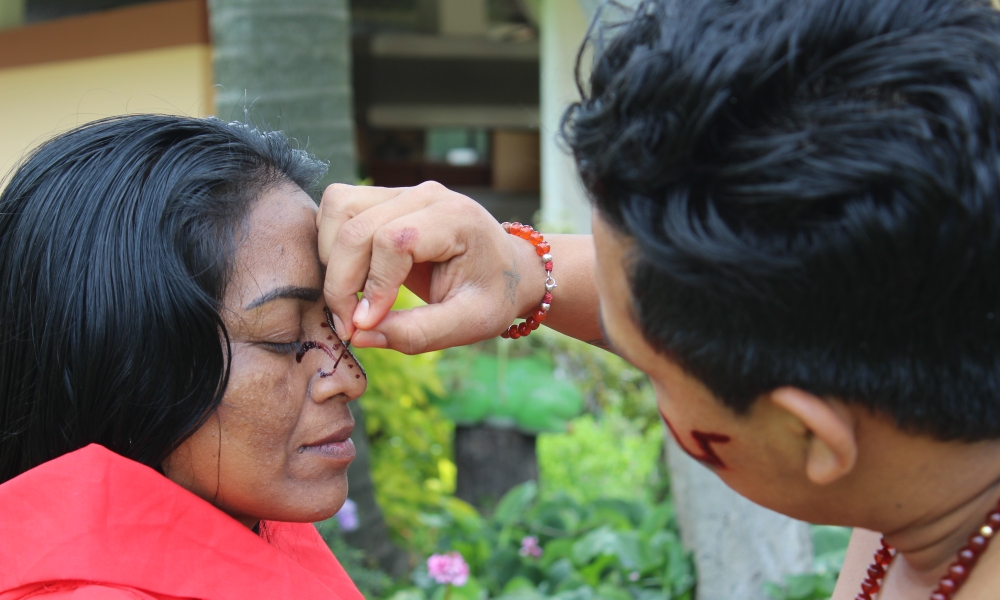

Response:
(393, 227), (419, 252)
(659, 409), (730, 469)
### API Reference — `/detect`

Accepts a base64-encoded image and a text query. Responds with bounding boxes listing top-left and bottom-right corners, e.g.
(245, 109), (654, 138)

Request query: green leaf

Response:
(494, 588), (548, 600)
(437, 354), (501, 424)
(544, 558), (576, 588)
(540, 539), (575, 568)
(595, 583), (634, 600)
(608, 530), (643, 570)
(590, 498), (645, 528)
(638, 502), (674, 538)
(430, 577), (484, 600)
(551, 584), (595, 600)
(764, 581), (788, 600)
(571, 526), (619, 566)
(662, 538), (694, 592)
(640, 530), (680, 572)
(436, 353), (584, 433)
(494, 481), (538, 526)
(502, 576), (539, 594)
(504, 360), (584, 433)
(387, 590), (427, 600)
(811, 525), (851, 574)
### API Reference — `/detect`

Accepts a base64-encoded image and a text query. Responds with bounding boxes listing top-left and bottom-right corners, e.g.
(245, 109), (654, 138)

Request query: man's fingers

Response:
(321, 184), (442, 340)
(319, 184), (405, 340)
(354, 203), (486, 330)
(351, 295), (502, 354)
(316, 184), (406, 264)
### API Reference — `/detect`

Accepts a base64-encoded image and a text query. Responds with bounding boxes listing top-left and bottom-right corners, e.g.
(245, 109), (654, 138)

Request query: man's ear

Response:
(768, 387), (858, 486)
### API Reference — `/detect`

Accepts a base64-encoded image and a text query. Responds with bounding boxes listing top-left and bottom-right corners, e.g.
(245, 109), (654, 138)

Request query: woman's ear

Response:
(768, 387), (858, 486)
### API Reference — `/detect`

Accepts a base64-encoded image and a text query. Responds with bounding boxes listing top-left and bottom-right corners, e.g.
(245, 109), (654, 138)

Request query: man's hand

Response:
(317, 182), (545, 354)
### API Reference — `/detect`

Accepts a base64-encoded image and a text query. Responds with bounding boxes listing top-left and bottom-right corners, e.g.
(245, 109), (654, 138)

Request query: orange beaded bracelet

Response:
(499, 221), (556, 339)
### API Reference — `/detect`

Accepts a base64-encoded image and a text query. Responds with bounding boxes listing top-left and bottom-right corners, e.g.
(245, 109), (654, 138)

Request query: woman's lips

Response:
(301, 425), (356, 462)
(302, 438), (356, 462)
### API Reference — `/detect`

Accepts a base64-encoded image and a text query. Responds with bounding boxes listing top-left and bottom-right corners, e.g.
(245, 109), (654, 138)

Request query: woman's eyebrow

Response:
(245, 285), (322, 310)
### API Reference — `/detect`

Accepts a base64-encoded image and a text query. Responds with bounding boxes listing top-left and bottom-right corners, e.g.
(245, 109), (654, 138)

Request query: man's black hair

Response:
(0, 115), (326, 482)
(564, 0), (1000, 440)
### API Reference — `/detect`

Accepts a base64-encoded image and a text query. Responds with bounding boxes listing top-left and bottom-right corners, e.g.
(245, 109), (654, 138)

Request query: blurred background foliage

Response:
(349, 288), (456, 554)
(398, 481), (695, 600)
(318, 290), (849, 599)
(318, 289), (701, 599)
(764, 526), (852, 600)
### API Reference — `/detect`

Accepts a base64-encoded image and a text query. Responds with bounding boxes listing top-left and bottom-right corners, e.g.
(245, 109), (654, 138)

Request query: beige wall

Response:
(0, 43), (213, 178)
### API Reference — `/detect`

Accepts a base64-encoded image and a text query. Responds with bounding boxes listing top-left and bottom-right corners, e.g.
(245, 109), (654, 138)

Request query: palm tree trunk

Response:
(208, 0), (356, 186)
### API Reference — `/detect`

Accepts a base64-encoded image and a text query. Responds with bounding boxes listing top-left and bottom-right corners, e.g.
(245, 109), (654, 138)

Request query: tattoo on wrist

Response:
(503, 259), (520, 307)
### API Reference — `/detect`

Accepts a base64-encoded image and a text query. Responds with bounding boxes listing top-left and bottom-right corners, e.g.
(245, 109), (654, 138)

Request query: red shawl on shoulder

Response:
(0, 444), (363, 600)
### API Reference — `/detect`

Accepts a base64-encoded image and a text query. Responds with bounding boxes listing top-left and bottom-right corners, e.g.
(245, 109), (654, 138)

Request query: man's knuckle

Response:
(338, 218), (375, 249)
(324, 183), (362, 216)
(412, 180), (448, 202)
(402, 322), (430, 355)
(416, 180), (445, 194)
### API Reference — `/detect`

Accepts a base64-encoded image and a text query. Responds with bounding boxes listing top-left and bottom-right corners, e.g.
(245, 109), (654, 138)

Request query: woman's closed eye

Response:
(261, 340), (302, 355)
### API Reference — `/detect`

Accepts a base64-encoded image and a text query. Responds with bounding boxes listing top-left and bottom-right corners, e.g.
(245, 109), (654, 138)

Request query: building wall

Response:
(0, 0), (212, 178)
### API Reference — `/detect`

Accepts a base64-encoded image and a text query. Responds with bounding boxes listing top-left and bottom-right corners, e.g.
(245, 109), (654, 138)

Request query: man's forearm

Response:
(535, 234), (603, 346)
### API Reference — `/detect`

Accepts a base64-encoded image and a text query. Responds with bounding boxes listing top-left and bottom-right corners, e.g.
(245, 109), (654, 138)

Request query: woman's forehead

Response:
(228, 184), (322, 308)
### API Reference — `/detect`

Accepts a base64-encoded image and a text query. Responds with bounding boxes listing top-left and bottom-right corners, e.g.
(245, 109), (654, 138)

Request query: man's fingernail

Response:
(331, 313), (349, 341)
(353, 297), (370, 325)
(353, 330), (387, 349)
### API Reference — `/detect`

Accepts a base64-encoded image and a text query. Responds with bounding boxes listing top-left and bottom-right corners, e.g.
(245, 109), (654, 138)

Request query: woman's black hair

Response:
(0, 114), (327, 483)
(564, 0), (1000, 441)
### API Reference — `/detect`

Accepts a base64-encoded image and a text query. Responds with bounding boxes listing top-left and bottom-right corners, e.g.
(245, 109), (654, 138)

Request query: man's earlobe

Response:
(769, 387), (858, 486)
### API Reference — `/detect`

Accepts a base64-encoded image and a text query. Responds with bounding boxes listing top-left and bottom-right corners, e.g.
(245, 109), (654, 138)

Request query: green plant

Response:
(388, 482), (694, 600)
(538, 413), (664, 504)
(316, 518), (397, 599)
(526, 328), (660, 433)
(764, 526), (851, 600)
(351, 288), (456, 553)
(435, 338), (584, 433)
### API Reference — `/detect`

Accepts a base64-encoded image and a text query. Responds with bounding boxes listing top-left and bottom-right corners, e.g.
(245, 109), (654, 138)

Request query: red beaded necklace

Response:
(857, 500), (1000, 600)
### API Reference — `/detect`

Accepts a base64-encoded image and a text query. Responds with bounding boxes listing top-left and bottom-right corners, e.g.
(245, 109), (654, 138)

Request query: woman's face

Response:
(163, 182), (366, 528)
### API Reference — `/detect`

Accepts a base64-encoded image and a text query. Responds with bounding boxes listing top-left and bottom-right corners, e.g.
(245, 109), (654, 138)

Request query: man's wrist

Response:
(506, 231), (547, 320)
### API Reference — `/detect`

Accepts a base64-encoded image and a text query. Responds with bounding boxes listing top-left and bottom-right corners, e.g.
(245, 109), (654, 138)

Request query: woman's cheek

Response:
(221, 347), (301, 453)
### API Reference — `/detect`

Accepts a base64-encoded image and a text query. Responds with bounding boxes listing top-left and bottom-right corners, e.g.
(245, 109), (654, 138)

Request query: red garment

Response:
(0, 444), (363, 600)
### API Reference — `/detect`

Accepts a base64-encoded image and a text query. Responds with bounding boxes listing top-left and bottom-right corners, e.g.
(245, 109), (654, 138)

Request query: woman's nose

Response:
(302, 333), (367, 404)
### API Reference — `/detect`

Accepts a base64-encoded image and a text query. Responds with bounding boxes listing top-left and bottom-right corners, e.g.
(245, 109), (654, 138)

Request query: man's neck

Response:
(870, 435), (1000, 597)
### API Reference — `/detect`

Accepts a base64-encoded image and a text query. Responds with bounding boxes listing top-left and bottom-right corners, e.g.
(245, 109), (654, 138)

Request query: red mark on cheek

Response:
(659, 409), (730, 469)
(393, 227), (419, 252)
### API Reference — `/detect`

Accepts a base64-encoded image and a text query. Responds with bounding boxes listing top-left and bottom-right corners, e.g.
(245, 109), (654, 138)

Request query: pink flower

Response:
(427, 552), (470, 586)
(519, 536), (543, 558)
